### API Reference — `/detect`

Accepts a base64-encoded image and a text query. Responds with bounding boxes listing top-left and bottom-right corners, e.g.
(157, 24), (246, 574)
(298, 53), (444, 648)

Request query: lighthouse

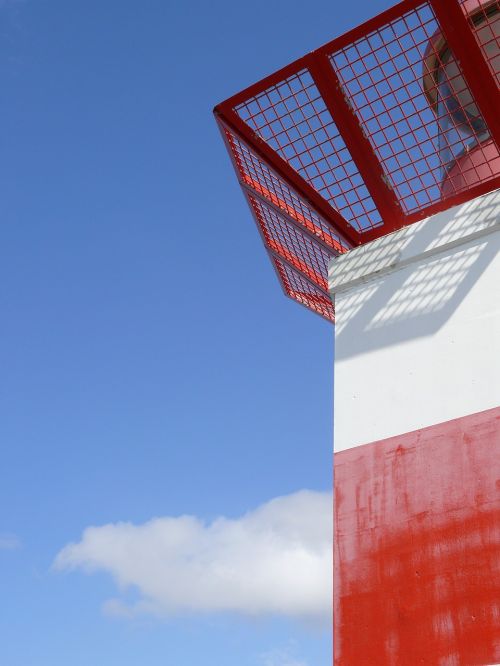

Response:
(214, 0), (500, 663)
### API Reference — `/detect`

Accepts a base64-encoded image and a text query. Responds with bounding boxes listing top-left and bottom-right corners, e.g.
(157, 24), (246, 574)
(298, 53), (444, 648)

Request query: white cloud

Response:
(55, 490), (332, 621)
(0, 533), (21, 550)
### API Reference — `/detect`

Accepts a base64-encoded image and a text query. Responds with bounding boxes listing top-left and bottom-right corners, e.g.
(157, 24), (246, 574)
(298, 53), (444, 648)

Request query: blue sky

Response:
(0, 1), (393, 664)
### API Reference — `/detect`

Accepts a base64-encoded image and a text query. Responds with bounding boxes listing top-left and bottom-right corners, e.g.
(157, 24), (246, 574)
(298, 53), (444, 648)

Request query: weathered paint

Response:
(334, 406), (500, 666)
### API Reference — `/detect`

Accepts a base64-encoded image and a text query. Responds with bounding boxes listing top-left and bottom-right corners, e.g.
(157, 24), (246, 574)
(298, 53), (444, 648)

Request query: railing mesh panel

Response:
(249, 194), (331, 290)
(224, 127), (349, 253)
(273, 257), (334, 322)
(460, 0), (500, 85)
(234, 71), (383, 232)
(329, 2), (498, 213)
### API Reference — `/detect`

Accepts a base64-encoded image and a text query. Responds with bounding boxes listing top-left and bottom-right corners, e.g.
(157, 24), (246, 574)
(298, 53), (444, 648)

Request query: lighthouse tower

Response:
(215, 0), (500, 663)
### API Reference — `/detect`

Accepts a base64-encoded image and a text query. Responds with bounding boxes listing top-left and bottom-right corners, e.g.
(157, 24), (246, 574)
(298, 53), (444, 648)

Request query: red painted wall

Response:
(334, 406), (500, 665)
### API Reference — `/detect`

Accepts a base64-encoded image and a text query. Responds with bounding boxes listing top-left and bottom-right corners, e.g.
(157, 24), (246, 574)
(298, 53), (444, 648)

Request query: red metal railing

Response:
(215, 0), (500, 321)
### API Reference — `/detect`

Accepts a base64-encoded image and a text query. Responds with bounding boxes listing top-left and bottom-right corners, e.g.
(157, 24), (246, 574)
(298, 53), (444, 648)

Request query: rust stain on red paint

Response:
(334, 406), (500, 666)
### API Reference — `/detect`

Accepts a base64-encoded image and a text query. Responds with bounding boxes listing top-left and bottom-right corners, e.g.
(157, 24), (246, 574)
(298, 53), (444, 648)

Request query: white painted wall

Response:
(329, 190), (500, 453)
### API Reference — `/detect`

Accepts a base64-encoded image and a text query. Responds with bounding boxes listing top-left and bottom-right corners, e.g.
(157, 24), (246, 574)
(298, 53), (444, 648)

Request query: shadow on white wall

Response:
(332, 192), (500, 359)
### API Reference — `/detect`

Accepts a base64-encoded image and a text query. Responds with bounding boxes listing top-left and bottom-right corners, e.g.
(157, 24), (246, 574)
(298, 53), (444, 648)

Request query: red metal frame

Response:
(219, 111), (361, 247)
(305, 52), (404, 233)
(214, 0), (500, 321)
(433, 0), (500, 139)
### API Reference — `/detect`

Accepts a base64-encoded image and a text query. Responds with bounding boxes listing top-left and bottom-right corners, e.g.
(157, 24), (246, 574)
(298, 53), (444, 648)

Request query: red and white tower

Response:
(215, 1), (500, 663)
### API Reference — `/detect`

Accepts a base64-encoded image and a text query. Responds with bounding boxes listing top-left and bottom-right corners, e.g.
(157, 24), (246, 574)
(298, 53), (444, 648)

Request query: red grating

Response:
(248, 194), (331, 290)
(215, 0), (500, 321)
(234, 70), (383, 233)
(460, 0), (500, 85)
(223, 127), (350, 254)
(330, 2), (498, 213)
(274, 257), (334, 322)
